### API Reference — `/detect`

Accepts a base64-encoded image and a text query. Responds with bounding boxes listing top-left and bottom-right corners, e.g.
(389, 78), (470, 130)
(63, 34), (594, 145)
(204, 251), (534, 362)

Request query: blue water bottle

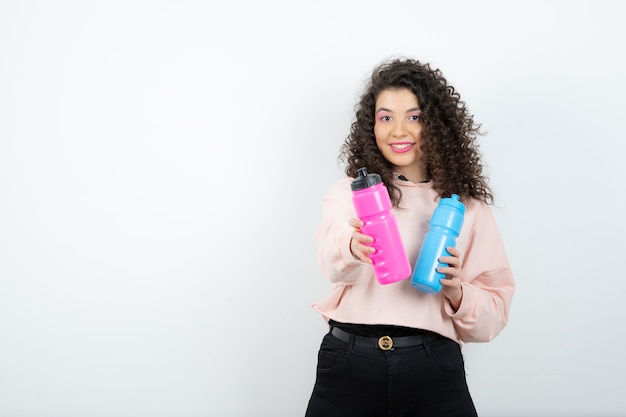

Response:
(411, 194), (465, 294)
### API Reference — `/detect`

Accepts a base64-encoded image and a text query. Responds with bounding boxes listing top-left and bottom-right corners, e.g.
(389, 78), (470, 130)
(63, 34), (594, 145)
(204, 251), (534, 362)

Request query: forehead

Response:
(375, 88), (420, 109)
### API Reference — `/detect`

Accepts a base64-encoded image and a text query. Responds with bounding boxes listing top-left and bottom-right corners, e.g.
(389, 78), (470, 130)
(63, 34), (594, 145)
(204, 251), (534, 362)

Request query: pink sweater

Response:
(312, 176), (516, 344)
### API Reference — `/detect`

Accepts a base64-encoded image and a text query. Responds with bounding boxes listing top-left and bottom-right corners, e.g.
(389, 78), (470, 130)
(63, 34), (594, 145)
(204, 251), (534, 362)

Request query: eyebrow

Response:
(375, 106), (422, 114)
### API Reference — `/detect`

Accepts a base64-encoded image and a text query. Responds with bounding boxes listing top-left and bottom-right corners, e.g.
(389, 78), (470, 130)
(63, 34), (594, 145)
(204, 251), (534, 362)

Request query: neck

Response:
(397, 173), (429, 183)
(395, 165), (428, 184)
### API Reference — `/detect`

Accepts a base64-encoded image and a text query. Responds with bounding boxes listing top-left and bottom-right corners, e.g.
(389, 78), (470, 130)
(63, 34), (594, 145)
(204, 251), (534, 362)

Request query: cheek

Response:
(374, 127), (384, 145)
(374, 123), (392, 143)
(411, 126), (424, 143)
(375, 140), (386, 155)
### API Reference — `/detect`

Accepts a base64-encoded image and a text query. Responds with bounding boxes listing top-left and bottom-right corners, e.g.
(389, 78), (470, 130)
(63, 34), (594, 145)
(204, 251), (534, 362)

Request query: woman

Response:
(305, 58), (516, 416)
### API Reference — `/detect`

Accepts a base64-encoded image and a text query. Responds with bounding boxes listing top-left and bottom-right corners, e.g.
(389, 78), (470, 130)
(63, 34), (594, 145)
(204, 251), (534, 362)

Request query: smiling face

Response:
(374, 88), (427, 183)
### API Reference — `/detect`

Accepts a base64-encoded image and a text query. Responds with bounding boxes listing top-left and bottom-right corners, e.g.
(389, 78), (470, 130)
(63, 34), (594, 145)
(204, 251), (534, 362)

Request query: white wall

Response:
(1, 1), (624, 416)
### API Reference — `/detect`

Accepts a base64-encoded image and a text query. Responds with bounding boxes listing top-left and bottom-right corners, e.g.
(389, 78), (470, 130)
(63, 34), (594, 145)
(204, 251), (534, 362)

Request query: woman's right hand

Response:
(348, 218), (374, 263)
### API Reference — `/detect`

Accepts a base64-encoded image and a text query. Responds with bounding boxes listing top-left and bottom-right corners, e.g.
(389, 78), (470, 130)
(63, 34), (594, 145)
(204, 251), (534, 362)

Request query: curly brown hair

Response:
(340, 58), (493, 207)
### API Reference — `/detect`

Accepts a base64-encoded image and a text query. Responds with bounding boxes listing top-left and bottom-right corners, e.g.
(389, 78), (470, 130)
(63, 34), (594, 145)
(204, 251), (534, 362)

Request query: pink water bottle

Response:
(351, 167), (411, 284)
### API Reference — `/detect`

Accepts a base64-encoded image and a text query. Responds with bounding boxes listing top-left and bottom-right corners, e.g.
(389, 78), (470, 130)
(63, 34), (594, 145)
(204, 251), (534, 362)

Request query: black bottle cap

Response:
(350, 167), (382, 191)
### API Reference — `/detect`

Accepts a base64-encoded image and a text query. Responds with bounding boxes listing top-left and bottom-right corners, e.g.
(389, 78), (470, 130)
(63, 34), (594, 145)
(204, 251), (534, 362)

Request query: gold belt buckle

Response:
(378, 335), (393, 351)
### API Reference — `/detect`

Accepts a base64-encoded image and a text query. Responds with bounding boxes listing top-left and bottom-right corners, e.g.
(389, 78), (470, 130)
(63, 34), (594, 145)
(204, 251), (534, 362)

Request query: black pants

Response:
(305, 329), (478, 417)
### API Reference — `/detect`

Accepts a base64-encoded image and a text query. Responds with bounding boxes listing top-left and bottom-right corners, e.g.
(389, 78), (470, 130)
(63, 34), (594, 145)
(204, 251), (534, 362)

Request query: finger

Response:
(350, 239), (372, 263)
(352, 230), (374, 244)
(358, 241), (375, 255)
(356, 244), (374, 263)
(439, 278), (458, 287)
(440, 276), (460, 283)
(439, 256), (459, 267)
(446, 246), (460, 257)
(348, 218), (364, 228)
(437, 265), (459, 278)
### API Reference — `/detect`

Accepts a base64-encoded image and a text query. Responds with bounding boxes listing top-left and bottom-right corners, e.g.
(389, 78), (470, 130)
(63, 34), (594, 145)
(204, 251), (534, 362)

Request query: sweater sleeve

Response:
(314, 178), (366, 284)
(443, 202), (516, 343)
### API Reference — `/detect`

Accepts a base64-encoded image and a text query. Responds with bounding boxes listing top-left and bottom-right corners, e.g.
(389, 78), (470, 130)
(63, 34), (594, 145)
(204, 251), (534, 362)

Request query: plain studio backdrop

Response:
(1, 1), (625, 416)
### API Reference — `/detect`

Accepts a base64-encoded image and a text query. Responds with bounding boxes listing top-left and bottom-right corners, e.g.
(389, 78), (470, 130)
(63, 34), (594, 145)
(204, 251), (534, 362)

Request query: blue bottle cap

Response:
(439, 194), (465, 214)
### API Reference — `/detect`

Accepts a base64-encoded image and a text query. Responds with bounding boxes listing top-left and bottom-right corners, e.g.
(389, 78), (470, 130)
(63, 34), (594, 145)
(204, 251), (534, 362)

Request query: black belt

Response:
(331, 326), (438, 351)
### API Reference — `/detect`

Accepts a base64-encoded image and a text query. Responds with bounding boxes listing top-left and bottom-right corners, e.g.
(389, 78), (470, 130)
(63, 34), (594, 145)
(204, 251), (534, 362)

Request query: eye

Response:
(409, 113), (421, 121)
(379, 115), (391, 122)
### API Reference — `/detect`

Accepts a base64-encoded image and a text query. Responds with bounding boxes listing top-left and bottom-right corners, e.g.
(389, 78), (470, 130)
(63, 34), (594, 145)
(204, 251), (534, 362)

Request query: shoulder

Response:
(464, 197), (495, 216)
(463, 197), (490, 213)
(462, 198), (502, 234)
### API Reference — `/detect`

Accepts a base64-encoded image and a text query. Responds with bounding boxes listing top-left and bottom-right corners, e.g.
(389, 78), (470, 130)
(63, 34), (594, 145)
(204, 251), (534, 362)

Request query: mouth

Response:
(389, 142), (415, 153)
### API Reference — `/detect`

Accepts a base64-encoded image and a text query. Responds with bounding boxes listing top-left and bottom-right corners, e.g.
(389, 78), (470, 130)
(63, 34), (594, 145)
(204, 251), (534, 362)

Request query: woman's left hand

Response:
(438, 246), (463, 312)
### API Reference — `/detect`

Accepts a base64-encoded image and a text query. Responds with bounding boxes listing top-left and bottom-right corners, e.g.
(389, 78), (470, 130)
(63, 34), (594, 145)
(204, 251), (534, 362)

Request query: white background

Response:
(1, 1), (625, 416)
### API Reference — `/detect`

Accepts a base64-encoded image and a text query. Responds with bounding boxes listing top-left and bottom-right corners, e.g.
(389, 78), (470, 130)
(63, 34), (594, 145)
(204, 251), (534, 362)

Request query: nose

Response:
(392, 119), (408, 137)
